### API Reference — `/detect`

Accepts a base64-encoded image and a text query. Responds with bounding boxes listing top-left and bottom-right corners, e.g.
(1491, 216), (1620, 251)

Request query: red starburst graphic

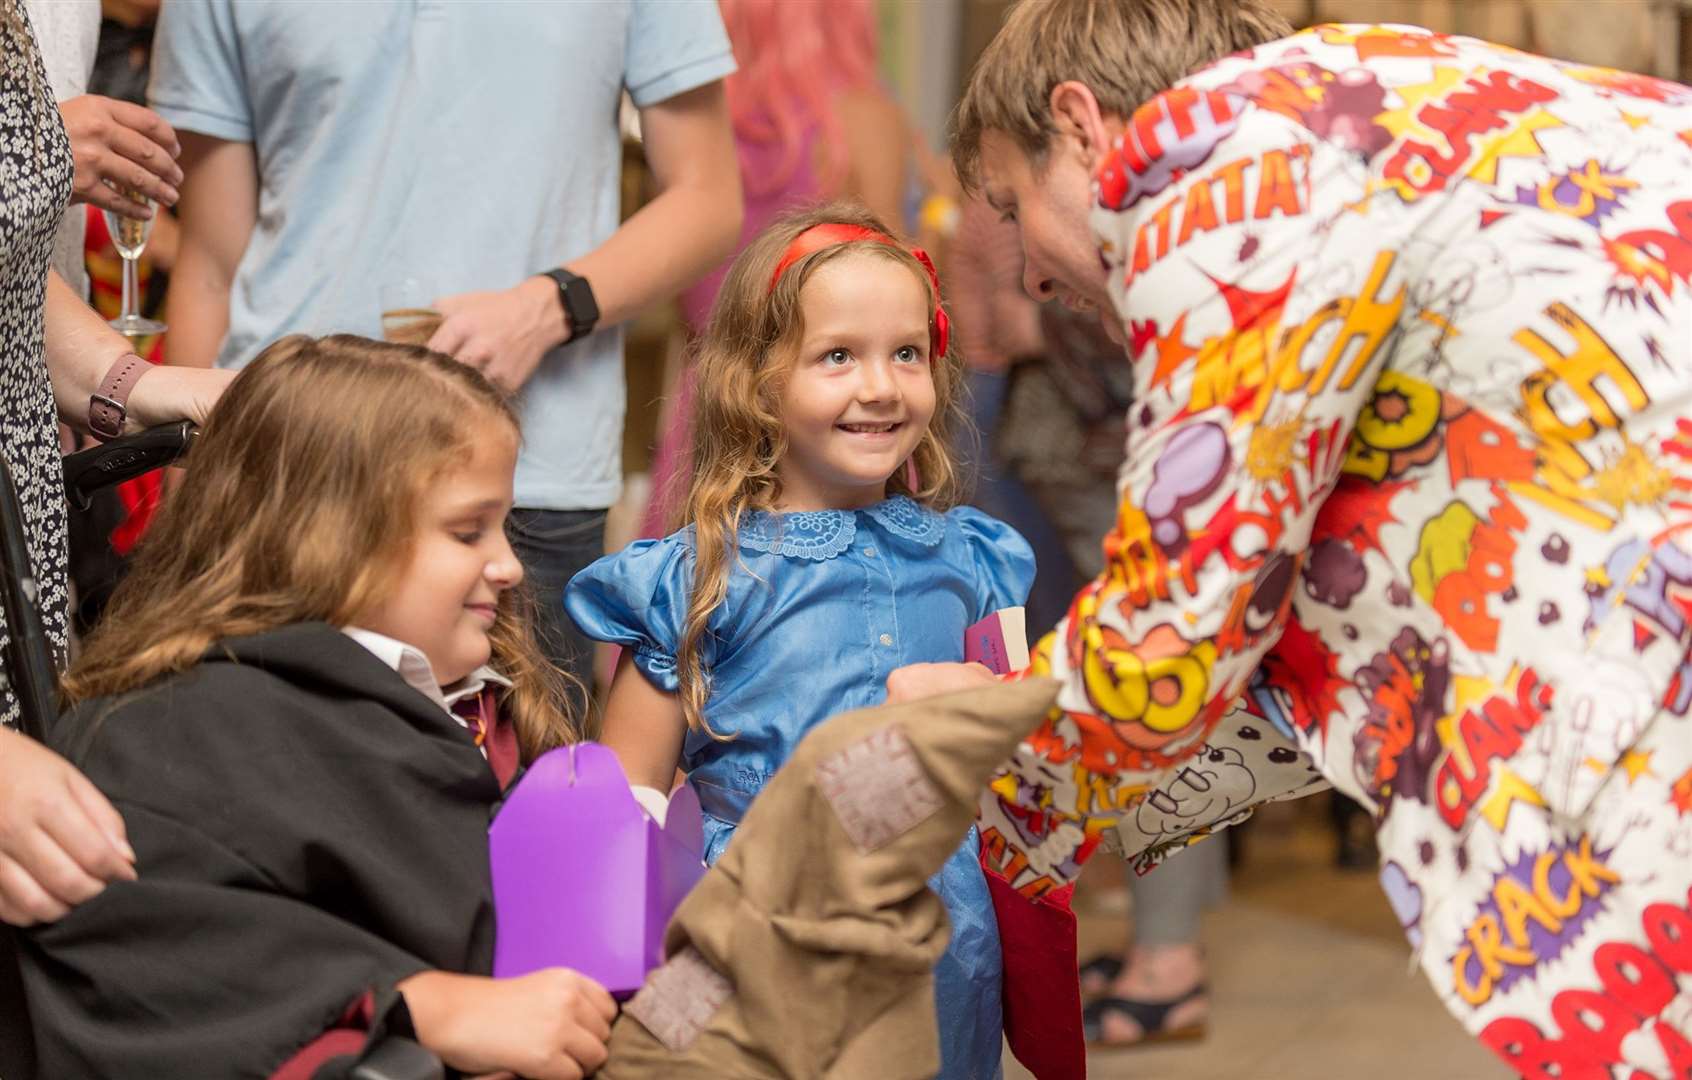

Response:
(1128, 318), (1159, 359)
(1206, 266), (1298, 331)
(1259, 620), (1348, 737)
(1314, 475), (1412, 555)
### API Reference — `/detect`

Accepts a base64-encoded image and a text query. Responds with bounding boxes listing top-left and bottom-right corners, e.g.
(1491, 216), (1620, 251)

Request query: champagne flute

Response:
(103, 187), (167, 337)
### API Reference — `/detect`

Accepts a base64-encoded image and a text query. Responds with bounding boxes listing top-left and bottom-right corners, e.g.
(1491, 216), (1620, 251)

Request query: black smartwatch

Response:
(540, 267), (600, 345)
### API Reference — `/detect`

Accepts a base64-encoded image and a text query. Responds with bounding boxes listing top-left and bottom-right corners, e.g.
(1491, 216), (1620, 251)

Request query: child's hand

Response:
(0, 728), (137, 926)
(398, 968), (616, 1079)
(885, 661), (998, 705)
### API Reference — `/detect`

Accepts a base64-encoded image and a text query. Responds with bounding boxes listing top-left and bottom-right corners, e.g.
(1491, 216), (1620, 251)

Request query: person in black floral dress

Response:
(0, 0), (232, 926)
(1, 0), (77, 715)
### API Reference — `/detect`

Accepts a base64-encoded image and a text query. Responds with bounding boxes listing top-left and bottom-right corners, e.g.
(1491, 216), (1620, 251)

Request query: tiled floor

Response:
(1006, 800), (1508, 1080)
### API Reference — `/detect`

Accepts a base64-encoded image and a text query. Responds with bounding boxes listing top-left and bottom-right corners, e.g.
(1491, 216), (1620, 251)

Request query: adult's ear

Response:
(1048, 80), (1119, 172)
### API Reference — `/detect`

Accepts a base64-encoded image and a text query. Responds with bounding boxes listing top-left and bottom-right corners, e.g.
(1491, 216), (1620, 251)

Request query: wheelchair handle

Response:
(350, 1036), (445, 1080)
(63, 421), (198, 511)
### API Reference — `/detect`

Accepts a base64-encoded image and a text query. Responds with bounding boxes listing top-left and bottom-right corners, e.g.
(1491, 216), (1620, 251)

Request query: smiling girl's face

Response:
(773, 250), (938, 512)
(357, 422), (523, 687)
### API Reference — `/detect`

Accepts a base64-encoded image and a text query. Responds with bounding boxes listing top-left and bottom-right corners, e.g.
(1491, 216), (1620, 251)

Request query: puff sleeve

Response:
(951, 507), (1037, 620)
(563, 534), (696, 694)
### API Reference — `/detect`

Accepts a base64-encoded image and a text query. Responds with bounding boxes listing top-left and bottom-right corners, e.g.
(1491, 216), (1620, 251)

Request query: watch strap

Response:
(89, 353), (150, 440)
(543, 268), (599, 345)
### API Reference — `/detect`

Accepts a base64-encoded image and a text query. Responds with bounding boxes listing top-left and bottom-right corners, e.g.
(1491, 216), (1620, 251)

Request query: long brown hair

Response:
(675, 202), (965, 735)
(64, 335), (580, 759)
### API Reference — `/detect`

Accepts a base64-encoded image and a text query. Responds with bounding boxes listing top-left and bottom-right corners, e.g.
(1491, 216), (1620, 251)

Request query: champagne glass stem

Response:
(121, 255), (138, 322)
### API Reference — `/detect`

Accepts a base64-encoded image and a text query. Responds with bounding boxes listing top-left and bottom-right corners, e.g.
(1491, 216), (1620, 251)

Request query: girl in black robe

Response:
(22, 335), (614, 1079)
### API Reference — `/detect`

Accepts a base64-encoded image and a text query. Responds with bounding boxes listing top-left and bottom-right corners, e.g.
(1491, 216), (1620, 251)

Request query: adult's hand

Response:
(428, 277), (567, 394)
(125, 364), (237, 432)
(885, 661), (998, 704)
(399, 967), (615, 1080)
(0, 728), (136, 926)
(59, 95), (183, 218)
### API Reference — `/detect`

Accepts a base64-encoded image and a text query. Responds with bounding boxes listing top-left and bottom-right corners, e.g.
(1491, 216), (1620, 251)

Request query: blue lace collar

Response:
(737, 496), (946, 561)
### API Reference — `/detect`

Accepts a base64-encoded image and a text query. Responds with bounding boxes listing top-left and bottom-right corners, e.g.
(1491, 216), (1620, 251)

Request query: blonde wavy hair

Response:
(64, 335), (581, 759)
(675, 202), (966, 736)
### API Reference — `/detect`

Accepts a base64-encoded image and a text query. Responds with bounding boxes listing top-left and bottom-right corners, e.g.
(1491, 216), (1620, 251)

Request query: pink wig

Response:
(719, 0), (881, 198)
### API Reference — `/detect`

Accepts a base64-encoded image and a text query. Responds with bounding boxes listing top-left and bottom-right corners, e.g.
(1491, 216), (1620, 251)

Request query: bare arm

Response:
(44, 272), (234, 434)
(598, 654), (688, 793)
(429, 80), (741, 392)
(162, 132), (258, 370)
(572, 79), (742, 333)
(837, 88), (910, 231)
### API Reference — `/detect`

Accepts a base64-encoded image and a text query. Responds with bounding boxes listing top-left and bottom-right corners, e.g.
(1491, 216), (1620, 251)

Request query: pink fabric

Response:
(676, 123), (824, 331)
(719, 0), (876, 200)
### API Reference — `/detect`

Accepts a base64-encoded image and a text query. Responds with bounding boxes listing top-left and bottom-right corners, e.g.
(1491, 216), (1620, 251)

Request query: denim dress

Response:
(567, 496), (1034, 1079)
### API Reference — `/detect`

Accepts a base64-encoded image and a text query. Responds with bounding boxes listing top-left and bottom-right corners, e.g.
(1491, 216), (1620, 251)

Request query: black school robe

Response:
(21, 623), (504, 1079)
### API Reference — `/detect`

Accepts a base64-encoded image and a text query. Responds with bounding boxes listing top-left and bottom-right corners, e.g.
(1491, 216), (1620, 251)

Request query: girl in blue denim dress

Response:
(566, 204), (1032, 1079)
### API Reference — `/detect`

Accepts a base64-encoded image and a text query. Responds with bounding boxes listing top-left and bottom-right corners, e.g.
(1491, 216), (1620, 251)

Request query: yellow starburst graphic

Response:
(1450, 672), (1499, 715)
(1375, 66), (1469, 143)
(1591, 440), (1673, 512)
(1244, 416), (1302, 481)
(1478, 768), (1547, 831)
(1618, 748), (1655, 785)
(1466, 108), (1565, 184)
(1435, 667), (1522, 778)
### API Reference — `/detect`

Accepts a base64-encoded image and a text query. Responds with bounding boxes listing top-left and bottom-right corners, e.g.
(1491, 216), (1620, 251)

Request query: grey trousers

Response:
(1128, 834), (1228, 946)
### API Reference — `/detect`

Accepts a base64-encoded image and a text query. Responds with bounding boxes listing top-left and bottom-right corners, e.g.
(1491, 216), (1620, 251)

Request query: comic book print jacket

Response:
(980, 25), (1692, 1077)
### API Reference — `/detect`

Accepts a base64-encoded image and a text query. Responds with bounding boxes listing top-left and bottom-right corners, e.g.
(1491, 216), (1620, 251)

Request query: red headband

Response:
(768, 223), (950, 359)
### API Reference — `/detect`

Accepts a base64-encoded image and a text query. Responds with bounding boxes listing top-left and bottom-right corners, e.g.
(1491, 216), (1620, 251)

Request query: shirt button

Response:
(879, 633), (893, 647)
(864, 546), (877, 558)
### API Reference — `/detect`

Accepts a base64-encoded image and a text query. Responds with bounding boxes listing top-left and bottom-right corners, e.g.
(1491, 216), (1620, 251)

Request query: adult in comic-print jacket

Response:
(949, 3), (1692, 1076)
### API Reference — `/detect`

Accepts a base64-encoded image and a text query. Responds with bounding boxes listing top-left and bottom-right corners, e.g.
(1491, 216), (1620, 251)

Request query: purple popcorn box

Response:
(490, 742), (705, 996)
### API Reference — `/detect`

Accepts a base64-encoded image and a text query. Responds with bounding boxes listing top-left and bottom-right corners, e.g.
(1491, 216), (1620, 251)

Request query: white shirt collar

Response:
(342, 626), (511, 714)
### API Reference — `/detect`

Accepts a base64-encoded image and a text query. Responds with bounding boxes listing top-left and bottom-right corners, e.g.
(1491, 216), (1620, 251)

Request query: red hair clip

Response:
(768, 223), (950, 359)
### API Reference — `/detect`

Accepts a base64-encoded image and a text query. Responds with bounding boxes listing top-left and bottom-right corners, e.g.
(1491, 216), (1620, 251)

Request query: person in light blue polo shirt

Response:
(149, 0), (744, 692)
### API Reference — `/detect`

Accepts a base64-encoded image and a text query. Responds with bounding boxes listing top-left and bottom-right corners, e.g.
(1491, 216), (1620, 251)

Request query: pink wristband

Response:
(88, 353), (149, 440)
